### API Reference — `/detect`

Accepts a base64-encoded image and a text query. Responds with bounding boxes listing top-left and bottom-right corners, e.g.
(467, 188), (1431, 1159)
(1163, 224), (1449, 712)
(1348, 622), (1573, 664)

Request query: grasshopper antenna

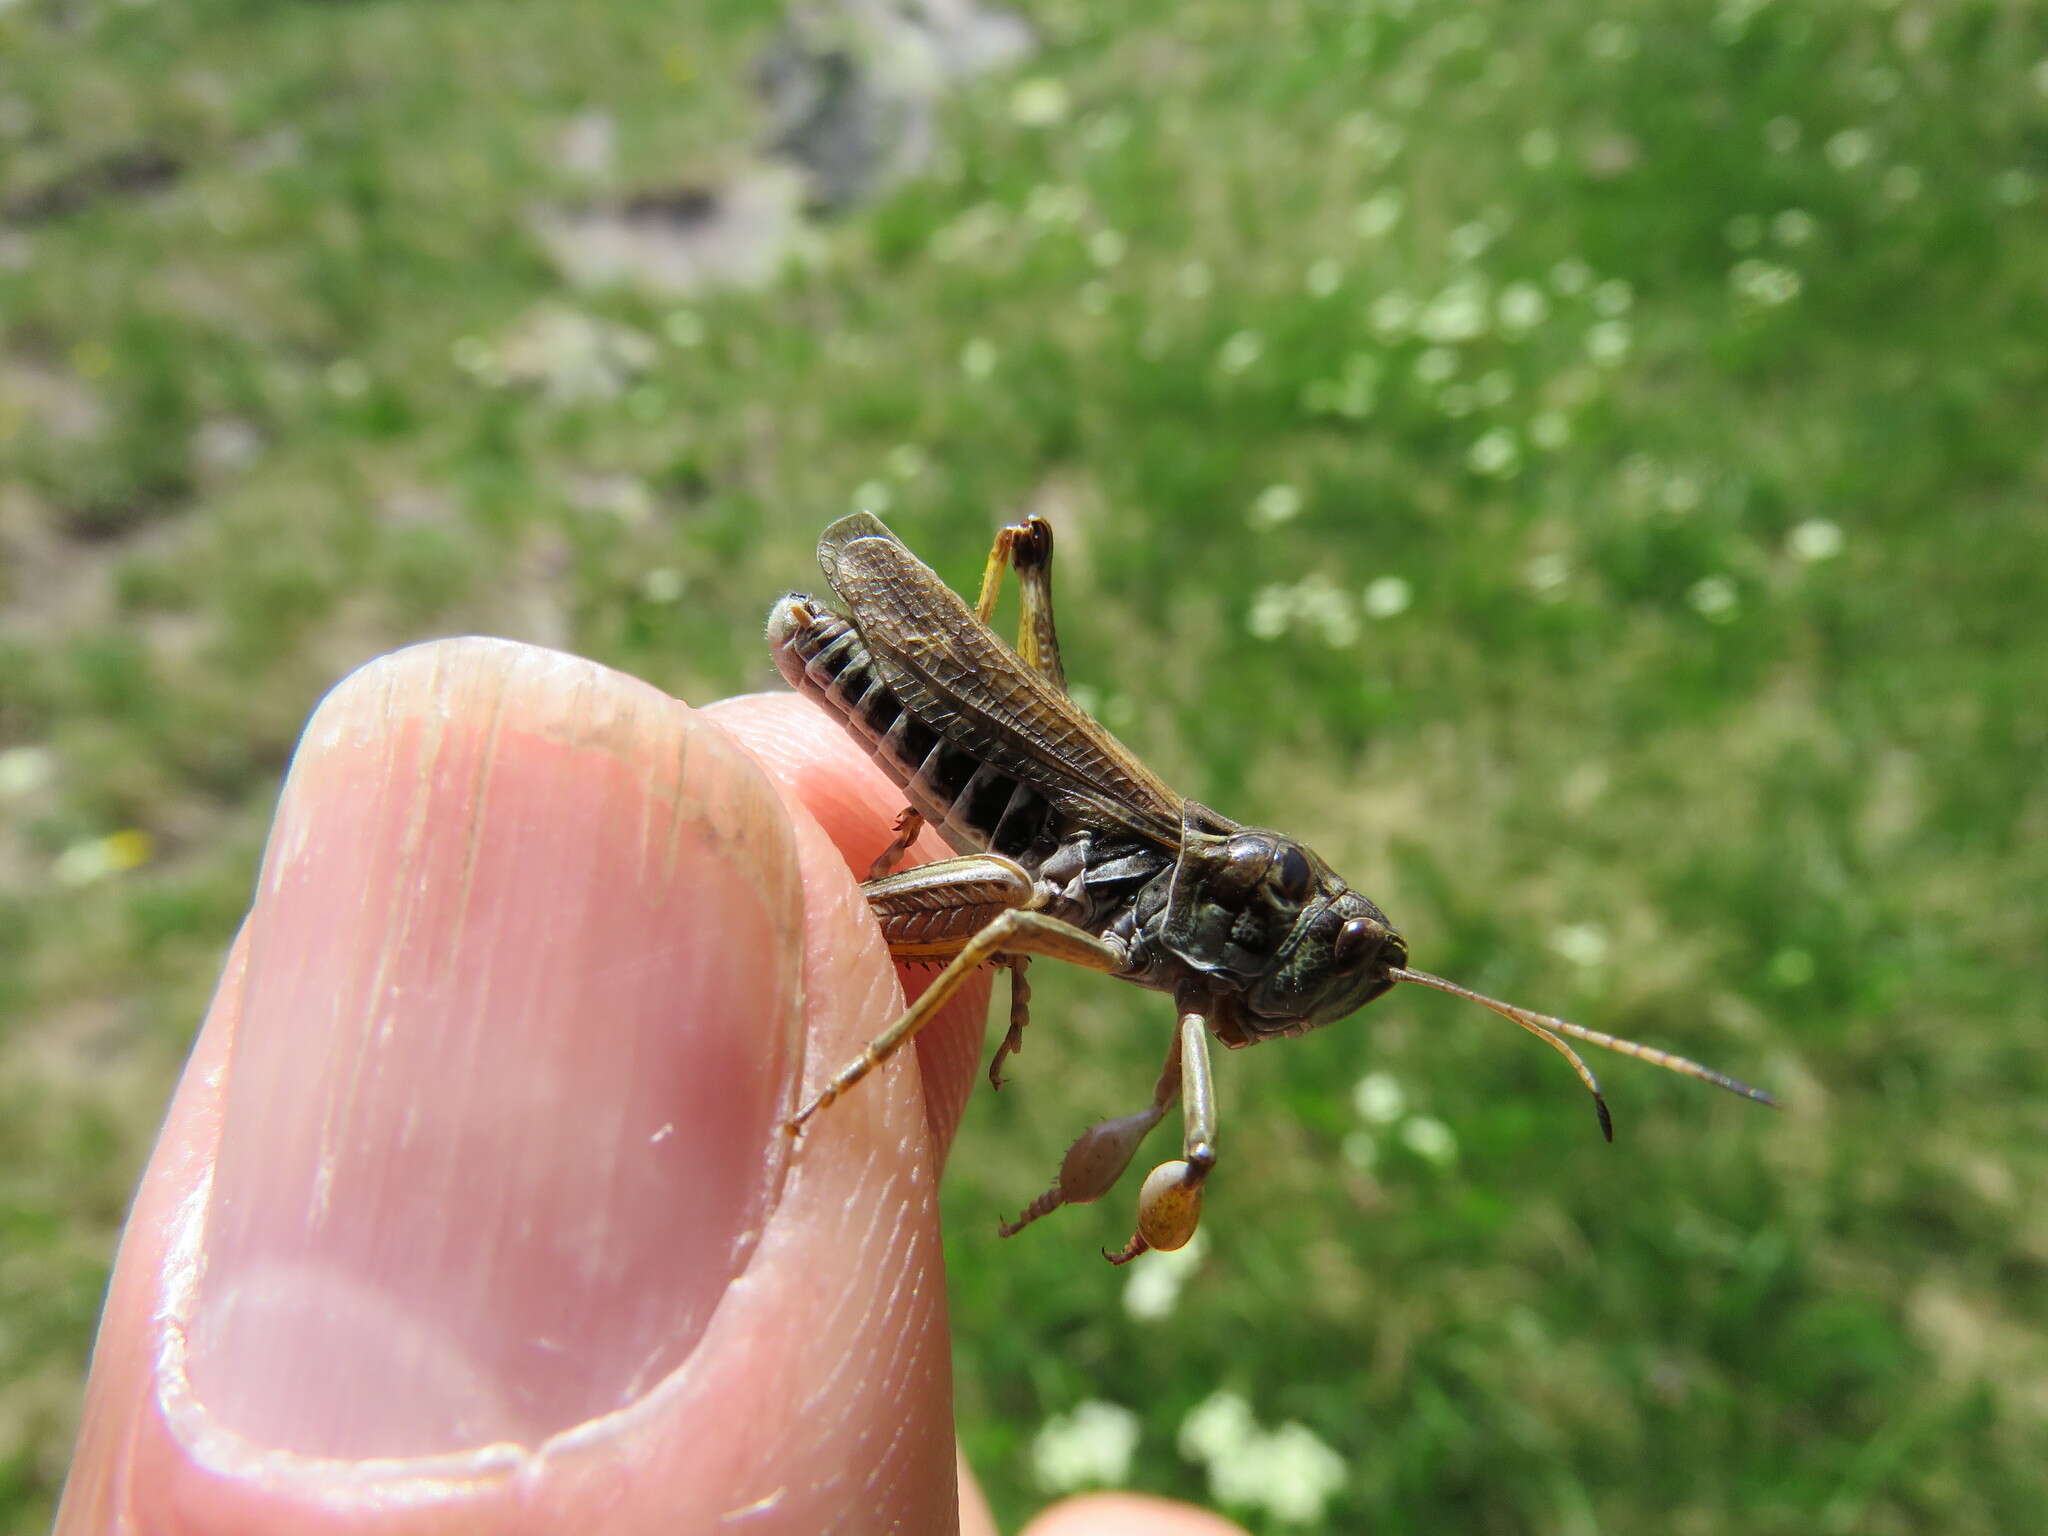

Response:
(1390, 967), (1779, 1142)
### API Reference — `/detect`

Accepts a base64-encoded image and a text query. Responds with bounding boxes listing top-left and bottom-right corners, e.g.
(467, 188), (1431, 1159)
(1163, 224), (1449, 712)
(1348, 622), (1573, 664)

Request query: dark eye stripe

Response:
(1273, 846), (1312, 900)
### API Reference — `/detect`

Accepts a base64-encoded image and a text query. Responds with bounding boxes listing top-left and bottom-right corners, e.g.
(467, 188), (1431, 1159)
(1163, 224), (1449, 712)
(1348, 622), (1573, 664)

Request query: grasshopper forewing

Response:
(768, 513), (1776, 1264)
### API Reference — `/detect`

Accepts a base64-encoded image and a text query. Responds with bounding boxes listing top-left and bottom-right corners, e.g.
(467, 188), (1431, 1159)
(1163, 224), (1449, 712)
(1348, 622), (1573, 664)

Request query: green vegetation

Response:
(4, 0), (2045, 1529)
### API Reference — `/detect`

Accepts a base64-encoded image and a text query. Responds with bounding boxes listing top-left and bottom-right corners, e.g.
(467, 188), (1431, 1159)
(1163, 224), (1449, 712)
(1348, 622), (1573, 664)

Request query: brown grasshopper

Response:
(768, 513), (1775, 1264)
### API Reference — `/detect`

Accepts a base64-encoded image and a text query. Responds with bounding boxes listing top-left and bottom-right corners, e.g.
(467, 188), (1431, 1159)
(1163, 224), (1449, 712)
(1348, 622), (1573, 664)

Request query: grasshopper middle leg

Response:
(786, 907), (1125, 1134)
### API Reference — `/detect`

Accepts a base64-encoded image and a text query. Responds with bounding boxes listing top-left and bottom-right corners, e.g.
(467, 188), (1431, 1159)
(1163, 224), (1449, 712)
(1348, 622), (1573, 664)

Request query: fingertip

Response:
(1020, 1492), (1255, 1536)
(705, 691), (994, 1157)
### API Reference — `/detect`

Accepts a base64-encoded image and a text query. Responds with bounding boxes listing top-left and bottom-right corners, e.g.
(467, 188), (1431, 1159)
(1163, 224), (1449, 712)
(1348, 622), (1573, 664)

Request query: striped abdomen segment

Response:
(767, 596), (1056, 863)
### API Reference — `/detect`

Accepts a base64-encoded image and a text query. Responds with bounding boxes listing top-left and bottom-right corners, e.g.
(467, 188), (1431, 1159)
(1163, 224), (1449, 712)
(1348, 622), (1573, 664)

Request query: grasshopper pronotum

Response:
(769, 514), (1774, 1263)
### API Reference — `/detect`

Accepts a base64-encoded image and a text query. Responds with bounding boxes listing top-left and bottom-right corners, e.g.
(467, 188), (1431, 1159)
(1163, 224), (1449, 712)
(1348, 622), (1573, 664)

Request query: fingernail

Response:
(183, 640), (802, 1458)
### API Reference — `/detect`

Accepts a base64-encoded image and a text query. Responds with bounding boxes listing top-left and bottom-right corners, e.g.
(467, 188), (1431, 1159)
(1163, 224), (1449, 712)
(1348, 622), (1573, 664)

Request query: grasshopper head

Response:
(1161, 810), (1407, 1044)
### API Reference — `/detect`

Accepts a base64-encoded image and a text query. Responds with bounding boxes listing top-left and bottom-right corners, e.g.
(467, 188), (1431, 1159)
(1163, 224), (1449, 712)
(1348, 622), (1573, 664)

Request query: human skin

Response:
(57, 638), (1244, 1536)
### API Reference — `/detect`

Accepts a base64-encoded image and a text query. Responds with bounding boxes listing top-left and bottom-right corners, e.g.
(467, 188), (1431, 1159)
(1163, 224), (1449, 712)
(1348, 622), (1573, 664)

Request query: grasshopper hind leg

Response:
(975, 514), (1069, 692)
(867, 517), (1067, 879)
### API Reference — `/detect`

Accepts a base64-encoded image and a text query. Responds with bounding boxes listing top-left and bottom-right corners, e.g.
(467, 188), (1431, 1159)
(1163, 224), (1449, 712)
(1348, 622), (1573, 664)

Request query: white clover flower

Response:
(1217, 330), (1265, 373)
(1419, 279), (1491, 343)
(1300, 580), (1359, 647)
(1550, 921), (1610, 967)
(54, 830), (153, 886)
(1525, 552), (1571, 594)
(1370, 289), (1417, 339)
(1825, 128), (1874, 171)
(1688, 574), (1740, 621)
(1468, 428), (1522, 479)
(1032, 1400), (1141, 1492)
(1497, 281), (1549, 332)
(1476, 369), (1514, 407)
(961, 337), (997, 378)
(1087, 229), (1127, 268)
(887, 443), (929, 480)
(1763, 116), (1802, 154)
(0, 745), (54, 798)
(1178, 260), (1213, 298)
(1025, 184), (1086, 225)
(1400, 1116), (1458, 1167)
(1247, 586), (1292, 640)
(1010, 77), (1070, 127)
(1771, 209), (1819, 247)
(851, 479), (892, 513)
(1204, 1423), (1347, 1523)
(1585, 320), (1632, 365)
(1124, 1230), (1206, 1321)
(1250, 483), (1304, 529)
(1352, 1071), (1406, 1124)
(1235, 1422), (1349, 1523)
(640, 567), (684, 603)
(1341, 110), (1407, 166)
(1992, 168), (2037, 207)
(1448, 221), (1494, 263)
(1788, 518), (1844, 561)
(1363, 575), (1412, 618)
(1549, 256), (1594, 295)
(325, 358), (370, 398)
(1661, 473), (1703, 515)
(450, 335), (498, 382)
(1529, 411), (1571, 451)
(1413, 346), (1458, 385)
(1591, 278), (1634, 317)
(1730, 259), (1803, 307)
(1354, 189), (1404, 239)
(1179, 1390), (1259, 1465)
(1305, 257), (1343, 297)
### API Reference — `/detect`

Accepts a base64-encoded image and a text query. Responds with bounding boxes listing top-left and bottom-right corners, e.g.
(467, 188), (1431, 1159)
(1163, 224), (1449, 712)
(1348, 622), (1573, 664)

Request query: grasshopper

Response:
(768, 514), (1775, 1264)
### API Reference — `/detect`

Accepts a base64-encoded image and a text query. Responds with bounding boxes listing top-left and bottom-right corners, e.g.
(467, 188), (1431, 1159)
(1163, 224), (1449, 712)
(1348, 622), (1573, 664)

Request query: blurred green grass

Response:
(4, 0), (2046, 1529)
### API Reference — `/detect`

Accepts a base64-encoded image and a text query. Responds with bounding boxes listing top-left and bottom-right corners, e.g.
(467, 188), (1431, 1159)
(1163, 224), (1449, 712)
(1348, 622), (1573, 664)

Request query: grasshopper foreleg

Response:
(786, 897), (1124, 1135)
(998, 1021), (1184, 1240)
(866, 806), (927, 880)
